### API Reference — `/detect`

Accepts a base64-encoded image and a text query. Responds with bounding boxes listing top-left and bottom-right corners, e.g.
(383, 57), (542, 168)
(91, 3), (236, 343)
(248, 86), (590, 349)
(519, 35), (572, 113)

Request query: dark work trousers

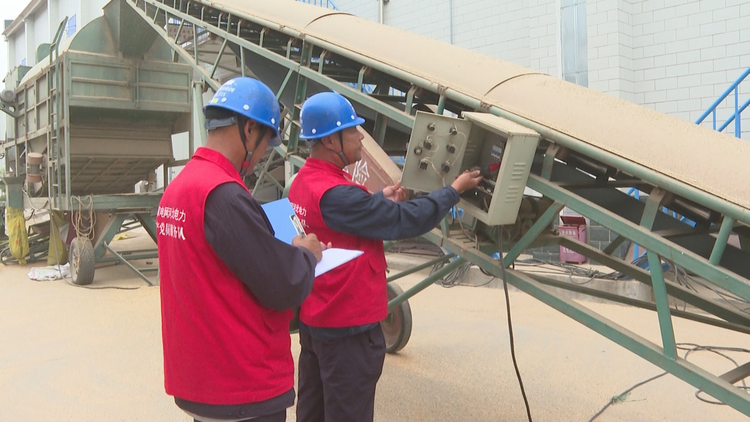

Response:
(296, 324), (386, 422)
(192, 410), (285, 422)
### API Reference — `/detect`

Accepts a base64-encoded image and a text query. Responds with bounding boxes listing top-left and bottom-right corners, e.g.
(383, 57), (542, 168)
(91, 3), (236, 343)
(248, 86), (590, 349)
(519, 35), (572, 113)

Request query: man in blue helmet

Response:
(157, 77), (325, 422)
(288, 91), (482, 422)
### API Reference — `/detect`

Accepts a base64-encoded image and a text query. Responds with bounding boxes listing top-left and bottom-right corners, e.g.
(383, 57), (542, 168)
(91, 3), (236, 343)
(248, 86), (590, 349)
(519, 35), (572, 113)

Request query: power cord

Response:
(496, 232), (533, 422)
(589, 342), (750, 421)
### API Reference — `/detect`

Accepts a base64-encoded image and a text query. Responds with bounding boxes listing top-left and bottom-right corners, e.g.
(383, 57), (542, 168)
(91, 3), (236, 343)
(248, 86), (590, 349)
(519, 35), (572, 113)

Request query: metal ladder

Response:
(47, 17), (69, 209)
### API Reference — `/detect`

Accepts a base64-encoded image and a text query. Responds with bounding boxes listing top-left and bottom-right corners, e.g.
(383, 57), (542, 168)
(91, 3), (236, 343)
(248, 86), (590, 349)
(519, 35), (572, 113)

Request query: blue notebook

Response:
(260, 197), (363, 277)
(261, 197), (305, 244)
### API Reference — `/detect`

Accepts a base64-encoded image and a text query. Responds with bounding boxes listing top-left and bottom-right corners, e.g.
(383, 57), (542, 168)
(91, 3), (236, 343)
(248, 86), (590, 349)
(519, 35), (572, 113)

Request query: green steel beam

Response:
(526, 272), (750, 335)
(103, 244), (156, 286)
(125, 0), (219, 90)
(387, 257), (467, 309)
(404, 85), (417, 115)
(639, 188), (666, 230)
(88, 193), (163, 210)
(709, 216), (735, 265)
(541, 143), (561, 180)
(93, 214), (129, 259)
(528, 174), (750, 302)
(373, 113), (388, 147)
(287, 41), (313, 153)
(602, 235), (626, 255)
(209, 38), (229, 79)
(557, 235), (750, 326)
(276, 69), (294, 100)
(357, 66), (367, 92)
(505, 268), (750, 417)
(421, 228), (750, 417)
(298, 66), (415, 128)
(647, 250), (677, 359)
(436, 94), (446, 115)
(386, 253), (457, 283)
(503, 202), (564, 266)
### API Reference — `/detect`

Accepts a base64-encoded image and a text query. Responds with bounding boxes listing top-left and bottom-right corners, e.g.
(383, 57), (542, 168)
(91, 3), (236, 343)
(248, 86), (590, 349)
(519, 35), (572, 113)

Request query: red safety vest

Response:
(158, 147), (294, 405)
(288, 158), (388, 327)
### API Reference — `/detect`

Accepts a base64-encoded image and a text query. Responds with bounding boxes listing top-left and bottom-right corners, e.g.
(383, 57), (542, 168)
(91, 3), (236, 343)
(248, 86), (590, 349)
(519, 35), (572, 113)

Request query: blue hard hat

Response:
(203, 77), (282, 146)
(299, 92), (365, 140)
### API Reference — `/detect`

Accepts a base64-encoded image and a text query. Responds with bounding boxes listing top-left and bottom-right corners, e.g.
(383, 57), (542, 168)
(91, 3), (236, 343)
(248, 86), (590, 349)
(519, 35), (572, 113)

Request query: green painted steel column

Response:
(647, 250), (677, 359)
(436, 94), (446, 115)
(288, 42), (313, 153)
(541, 143), (561, 180)
(193, 81), (207, 145)
(373, 113), (388, 146)
(637, 188), (677, 359)
(527, 174), (750, 301)
(504, 202), (564, 266)
(709, 216), (734, 265)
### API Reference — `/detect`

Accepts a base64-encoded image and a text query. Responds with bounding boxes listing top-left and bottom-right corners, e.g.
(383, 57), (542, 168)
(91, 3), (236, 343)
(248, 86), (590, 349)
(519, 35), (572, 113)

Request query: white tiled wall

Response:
(331, 0), (749, 138)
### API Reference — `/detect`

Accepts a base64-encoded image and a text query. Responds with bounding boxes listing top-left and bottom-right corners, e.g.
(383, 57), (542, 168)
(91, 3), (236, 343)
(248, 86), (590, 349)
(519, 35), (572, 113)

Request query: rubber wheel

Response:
(381, 282), (413, 354)
(70, 237), (95, 285)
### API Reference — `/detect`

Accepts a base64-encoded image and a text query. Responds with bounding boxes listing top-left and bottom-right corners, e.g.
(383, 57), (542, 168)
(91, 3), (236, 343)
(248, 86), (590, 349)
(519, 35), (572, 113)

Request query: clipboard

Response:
(261, 198), (363, 277)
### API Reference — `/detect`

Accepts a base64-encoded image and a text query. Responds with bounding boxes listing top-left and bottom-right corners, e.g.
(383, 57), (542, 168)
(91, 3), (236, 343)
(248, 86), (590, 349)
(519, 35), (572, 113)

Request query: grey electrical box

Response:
(401, 111), (540, 226)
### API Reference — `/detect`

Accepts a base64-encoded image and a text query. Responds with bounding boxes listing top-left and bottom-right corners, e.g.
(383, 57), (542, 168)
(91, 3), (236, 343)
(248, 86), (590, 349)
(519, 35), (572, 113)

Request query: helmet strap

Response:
(237, 119), (269, 178)
(237, 114), (252, 177)
(337, 131), (350, 167)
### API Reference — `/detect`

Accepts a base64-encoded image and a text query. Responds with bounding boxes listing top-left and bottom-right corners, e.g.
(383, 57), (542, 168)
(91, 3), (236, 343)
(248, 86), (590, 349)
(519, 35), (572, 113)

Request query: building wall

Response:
(56, 0), (81, 41)
(31, 8), (49, 65)
(332, 0), (749, 139)
(12, 29), (26, 66)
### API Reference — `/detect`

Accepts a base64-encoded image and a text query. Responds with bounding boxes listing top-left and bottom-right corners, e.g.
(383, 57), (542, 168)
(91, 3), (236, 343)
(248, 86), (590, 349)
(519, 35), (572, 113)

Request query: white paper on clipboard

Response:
(261, 198), (363, 277)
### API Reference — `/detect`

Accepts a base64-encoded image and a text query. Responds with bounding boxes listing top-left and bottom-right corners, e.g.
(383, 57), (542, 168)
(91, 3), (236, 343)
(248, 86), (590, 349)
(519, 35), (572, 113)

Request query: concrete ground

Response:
(1, 229), (749, 422)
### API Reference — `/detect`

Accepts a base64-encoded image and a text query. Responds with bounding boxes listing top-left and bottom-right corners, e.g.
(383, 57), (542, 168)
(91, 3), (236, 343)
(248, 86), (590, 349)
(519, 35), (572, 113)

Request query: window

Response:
(560, 0), (588, 87)
(67, 15), (77, 37)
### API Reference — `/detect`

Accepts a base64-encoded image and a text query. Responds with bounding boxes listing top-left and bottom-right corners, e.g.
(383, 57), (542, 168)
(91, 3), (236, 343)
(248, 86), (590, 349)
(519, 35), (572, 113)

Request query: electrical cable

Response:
(589, 342), (750, 421)
(496, 231), (533, 422)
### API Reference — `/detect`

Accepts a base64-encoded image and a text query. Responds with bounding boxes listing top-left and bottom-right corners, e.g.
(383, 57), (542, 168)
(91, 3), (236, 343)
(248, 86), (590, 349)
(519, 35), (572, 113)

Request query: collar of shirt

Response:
(304, 157), (353, 182)
(192, 147), (244, 185)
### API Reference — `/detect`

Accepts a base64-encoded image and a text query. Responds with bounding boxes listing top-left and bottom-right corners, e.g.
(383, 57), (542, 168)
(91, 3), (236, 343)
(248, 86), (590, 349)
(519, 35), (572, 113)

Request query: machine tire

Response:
(381, 282), (413, 354)
(70, 237), (95, 285)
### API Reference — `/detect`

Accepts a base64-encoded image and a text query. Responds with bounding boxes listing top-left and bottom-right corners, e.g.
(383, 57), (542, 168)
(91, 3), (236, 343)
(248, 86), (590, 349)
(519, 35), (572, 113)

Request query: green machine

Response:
(5, 0), (750, 417)
(0, 0), (192, 284)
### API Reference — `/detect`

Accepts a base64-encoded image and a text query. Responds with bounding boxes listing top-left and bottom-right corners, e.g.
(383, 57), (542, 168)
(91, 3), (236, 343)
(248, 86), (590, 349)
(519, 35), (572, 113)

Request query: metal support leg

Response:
(103, 244), (156, 286)
(648, 250), (677, 359)
(709, 216), (734, 265)
(504, 202), (565, 266)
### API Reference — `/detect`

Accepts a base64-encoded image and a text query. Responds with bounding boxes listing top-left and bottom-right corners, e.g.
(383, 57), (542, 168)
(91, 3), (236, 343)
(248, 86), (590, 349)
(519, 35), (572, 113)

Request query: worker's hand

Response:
(450, 170), (483, 193)
(293, 233), (324, 262)
(383, 180), (409, 202)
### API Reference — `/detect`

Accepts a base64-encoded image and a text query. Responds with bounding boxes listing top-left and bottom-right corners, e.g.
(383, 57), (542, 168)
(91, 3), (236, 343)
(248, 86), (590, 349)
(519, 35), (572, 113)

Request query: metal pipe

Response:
(379, 0), (384, 24)
(695, 66), (750, 125)
(709, 216), (735, 265)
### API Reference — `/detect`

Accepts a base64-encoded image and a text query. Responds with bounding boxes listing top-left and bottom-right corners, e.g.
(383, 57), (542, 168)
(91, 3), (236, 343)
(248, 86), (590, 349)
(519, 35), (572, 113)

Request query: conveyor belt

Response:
(120, 0), (750, 416)
(207, 0), (749, 211)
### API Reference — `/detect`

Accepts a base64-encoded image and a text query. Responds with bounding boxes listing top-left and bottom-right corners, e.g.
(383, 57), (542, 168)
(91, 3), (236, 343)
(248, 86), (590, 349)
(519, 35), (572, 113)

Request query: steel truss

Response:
(125, 0), (750, 415)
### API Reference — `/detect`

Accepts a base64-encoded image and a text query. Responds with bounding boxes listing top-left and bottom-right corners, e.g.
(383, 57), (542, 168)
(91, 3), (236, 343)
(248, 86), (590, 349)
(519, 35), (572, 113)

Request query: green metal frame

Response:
(122, 0), (750, 415)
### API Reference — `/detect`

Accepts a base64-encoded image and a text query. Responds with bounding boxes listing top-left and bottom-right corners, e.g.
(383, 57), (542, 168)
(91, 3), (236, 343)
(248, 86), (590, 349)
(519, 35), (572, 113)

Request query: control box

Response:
(401, 111), (540, 226)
